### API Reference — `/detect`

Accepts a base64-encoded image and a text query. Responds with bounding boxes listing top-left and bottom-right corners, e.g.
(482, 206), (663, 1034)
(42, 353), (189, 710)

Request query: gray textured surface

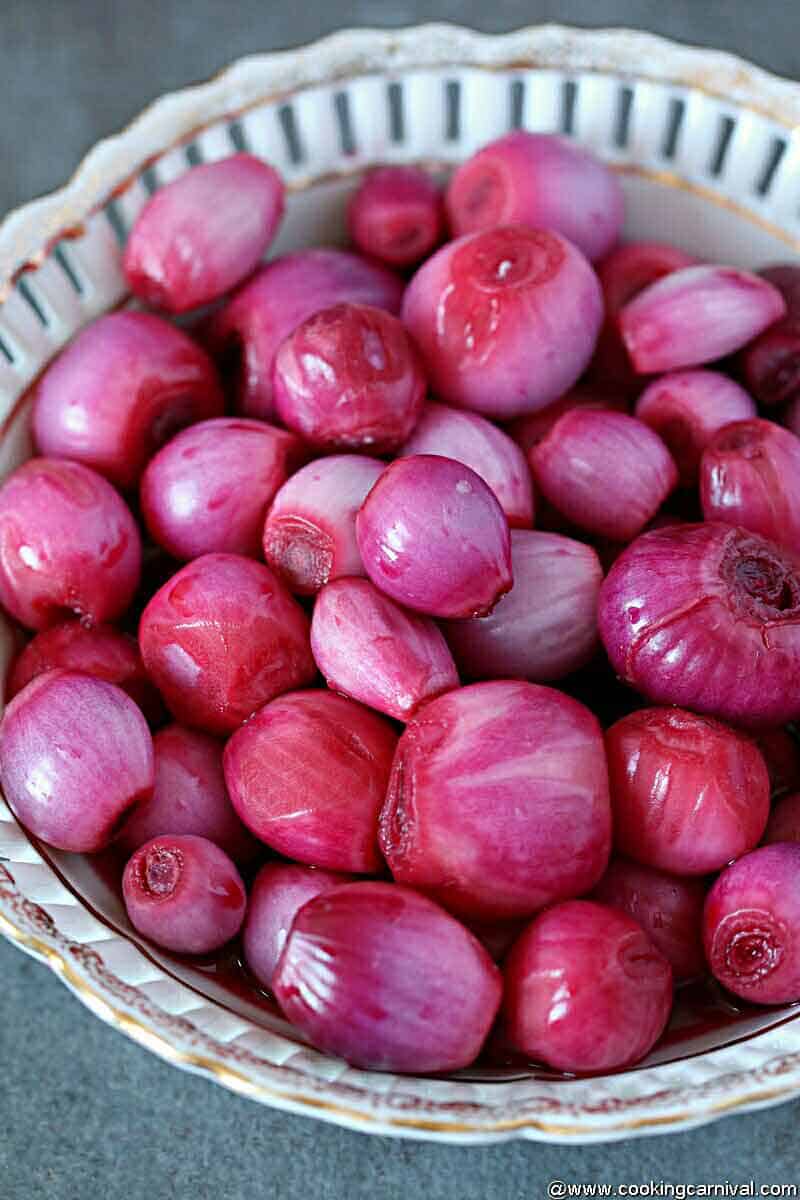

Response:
(2, 2), (800, 1196)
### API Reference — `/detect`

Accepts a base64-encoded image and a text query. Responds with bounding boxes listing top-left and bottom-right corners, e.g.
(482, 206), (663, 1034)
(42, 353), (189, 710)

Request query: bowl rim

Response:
(3, 21), (800, 1143)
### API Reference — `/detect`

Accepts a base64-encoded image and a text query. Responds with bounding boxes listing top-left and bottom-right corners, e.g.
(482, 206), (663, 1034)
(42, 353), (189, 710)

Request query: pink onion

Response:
(591, 241), (697, 389)
(262, 454), (384, 596)
(123, 834), (246, 954)
(272, 303), (426, 453)
(356, 455), (512, 619)
(704, 843), (800, 1004)
(756, 729), (800, 799)
(591, 858), (707, 982)
(599, 523), (800, 728)
(506, 385), (629, 457)
(223, 690), (397, 874)
(273, 881), (502, 1072)
(205, 249), (404, 420)
(445, 132), (624, 262)
(605, 707), (769, 875)
(8, 620), (162, 723)
(442, 530), (602, 684)
(242, 862), (351, 989)
(635, 369), (757, 487)
(738, 265), (800, 408)
(397, 401), (534, 528)
(700, 418), (800, 554)
(141, 417), (303, 560)
(0, 670), (153, 852)
(379, 681), (611, 921)
(310, 577), (459, 720)
(763, 791), (800, 845)
(531, 409), (677, 541)
(401, 225), (603, 418)
(138, 553), (315, 735)
(33, 312), (224, 490)
(0, 457), (141, 631)
(503, 900), (673, 1072)
(347, 166), (444, 268)
(619, 266), (786, 374)
(117, 724), (257, 862)
(123, 154), (284, 312)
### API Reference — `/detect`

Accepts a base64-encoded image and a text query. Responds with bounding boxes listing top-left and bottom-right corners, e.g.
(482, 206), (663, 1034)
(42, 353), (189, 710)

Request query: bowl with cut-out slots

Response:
(2, 23), (800, 1143)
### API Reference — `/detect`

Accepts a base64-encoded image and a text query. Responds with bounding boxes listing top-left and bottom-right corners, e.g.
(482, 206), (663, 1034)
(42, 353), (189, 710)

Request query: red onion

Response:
(401, 225), (603, 418)
(0, 458), (141, 631)
(141, 417), (303, 561)
(273, 881), (502, 1072)
(272, 303), (426, 454)
(506, 385), (629, 457)
(123, 834), (246, 954)
(619, 266), (786, 374)
(503, 900), (673, 1072)
(117, 724), (257, 862)
(379, 681), (611, 921)
(262, 454), (384, 596)
(138, 553), (315, 735)
(8, 620), (162, 723)
(123, 154), (284, 312)
(531, 409), (677, 541)
(756, 729), (800, 799)
(347, 166), (444, 268)
(223, 690), (397, 874)
(635, 369), (757, 487)
(704, 843), (800, 1004)
(442, 530), (602, 684)
(445, 132), (624, 262)
(0, 670), (153, 852)
(700, 418), (800, 554)
(33, 312), (224, 490)
(763, 791), (800, 845)
(242, 862), (351, 989)
(599, 522), (800, 728)
(355, 455), (512, 619)
(605, 707), (769, 875)
(205, 249), (404, 420)
(591, 241), (697, 390)
(738, 265), (800, 408)
(310, 577), (459, 721)
(397, 401), (534, 528)
(591, 858), (707, 983)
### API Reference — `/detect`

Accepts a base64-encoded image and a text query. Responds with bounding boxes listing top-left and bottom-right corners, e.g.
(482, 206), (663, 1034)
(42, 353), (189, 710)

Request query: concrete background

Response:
(1, 2), (799, 1196)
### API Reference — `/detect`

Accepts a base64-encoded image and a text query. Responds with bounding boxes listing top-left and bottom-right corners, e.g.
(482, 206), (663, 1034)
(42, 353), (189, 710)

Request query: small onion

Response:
(503, 900), (673, 1073)
(738, 264), (800, 408)
(442, 530), (602, 684)
(0, 670), (153, 852)
(700, 418), (800, 554)
(591, 858), (707, 983)
(619, 265), (786, 374)
(223, 690), (397, 874)
(506, 385), (629, 457)
(355, 455), (512, 619)
(379, 681), (611, 921)
(605, 707), (769, 875)
(310, 577), (459, 721)
(401, 225), (603, 418)
(262, 455), (384, 596)
(273, 881), (502, 1073)
(347, 166), (444, 268)
(704, 843), (800, 1005)
(123, 834), (246, 955)
(141, 417), (303, 561)
(599, 522), (800, 728)
(531, 409), (677, 541)
(397, 401), (534, 528)
(242, 862), (352, 990)
(635, 369), (757, 487)
(445, 132), (624, 261)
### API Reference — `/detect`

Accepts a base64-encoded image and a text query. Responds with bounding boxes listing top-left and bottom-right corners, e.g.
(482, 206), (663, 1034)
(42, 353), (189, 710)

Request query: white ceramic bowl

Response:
(2, 23), (800, 1145)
